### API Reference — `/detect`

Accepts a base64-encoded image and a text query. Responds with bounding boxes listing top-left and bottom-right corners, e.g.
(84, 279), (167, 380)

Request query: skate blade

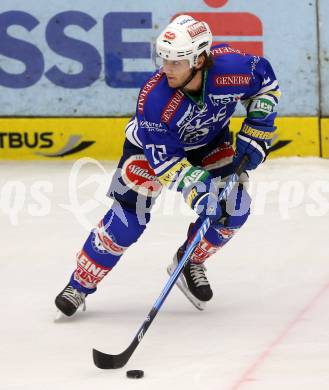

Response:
(54, 309), (65, 322)
(167, 264), (206, 311)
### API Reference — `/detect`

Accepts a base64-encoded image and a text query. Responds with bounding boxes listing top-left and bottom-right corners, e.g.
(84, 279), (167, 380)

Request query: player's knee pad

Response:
(187, 183), (251, 263)
(208, 183), (251, 246)
(188, 218), (247, 264)
(224, 182), (251, 228)
(83, 201), (149, 268)
(188, 225), (242, 264)
(71, 201), (150, 293)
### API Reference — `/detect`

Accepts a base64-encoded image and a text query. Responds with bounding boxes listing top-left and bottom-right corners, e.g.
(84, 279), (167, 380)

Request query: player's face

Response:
(162, 59), (192, 88)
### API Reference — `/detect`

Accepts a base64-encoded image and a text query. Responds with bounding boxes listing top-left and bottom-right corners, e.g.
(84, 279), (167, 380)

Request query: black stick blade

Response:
(93, 348), (130, 369)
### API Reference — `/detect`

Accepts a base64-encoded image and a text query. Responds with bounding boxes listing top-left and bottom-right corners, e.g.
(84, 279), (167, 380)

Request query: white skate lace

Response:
(190, 263), (209, 287)
(62, 286), (86, 311)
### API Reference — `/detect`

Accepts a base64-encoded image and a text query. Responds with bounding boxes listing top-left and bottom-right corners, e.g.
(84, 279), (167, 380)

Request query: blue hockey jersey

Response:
(125, 44), (281, 188)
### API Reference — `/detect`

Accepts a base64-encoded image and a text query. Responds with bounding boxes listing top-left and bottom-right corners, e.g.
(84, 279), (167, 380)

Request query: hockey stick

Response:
(93, 155), (249, 369)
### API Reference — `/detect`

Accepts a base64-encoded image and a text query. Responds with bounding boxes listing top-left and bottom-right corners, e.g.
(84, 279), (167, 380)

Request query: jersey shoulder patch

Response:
(211, 44), (248, 58)
(137, 71), (165, 115)
(137, 71), (186, 126)
(161, 89), (185, 125)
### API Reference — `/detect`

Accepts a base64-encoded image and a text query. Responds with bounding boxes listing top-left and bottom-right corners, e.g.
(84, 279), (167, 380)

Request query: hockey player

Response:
(55, 15), (280, 316)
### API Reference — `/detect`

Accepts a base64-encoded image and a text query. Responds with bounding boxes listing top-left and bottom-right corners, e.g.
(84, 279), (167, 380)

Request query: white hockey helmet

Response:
(155, 15), (212, 68)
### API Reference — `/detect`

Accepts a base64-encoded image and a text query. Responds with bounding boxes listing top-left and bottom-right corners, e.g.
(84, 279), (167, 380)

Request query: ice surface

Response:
(0, 157), (328, 390)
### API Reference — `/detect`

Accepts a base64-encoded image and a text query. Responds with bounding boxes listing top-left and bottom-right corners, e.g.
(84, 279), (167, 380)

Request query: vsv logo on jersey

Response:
(177, 104), (211, 144)
(177, 103), (228, 145)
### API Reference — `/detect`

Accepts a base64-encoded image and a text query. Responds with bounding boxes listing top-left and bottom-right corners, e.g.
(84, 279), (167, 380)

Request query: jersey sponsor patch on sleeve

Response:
(157, 158), (192, 187)
(248, 97), (275, 118)
(137, 72), (164, 114)
(161, 89), (185, 124)
(139, 120), (167, 133)
(178, 166), (210, 190)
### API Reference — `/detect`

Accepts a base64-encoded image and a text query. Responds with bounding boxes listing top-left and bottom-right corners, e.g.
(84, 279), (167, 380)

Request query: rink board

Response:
(0, 0), (320, 117)
(0, 117), (321, 160)
(321, 118), (329, 158)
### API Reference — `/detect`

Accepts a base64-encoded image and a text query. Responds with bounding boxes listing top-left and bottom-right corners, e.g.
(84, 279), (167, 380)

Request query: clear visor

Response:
(152, 53), (164, 69)
(152, 44), (192, 69)
(152, 44), (167, 69)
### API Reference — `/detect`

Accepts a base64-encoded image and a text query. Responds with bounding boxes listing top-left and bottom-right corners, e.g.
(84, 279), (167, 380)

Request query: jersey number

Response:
(146, 144), (167, 165)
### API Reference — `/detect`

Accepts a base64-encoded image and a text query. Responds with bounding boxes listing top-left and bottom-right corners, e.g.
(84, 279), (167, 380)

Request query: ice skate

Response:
(167, 244), (213, 311)
(55, 284), (86, 317)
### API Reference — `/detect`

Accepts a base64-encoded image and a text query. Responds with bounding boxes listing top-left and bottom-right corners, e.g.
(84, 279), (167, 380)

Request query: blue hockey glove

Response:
(180, 167), (223, 221)
(233, 122), (276, 170)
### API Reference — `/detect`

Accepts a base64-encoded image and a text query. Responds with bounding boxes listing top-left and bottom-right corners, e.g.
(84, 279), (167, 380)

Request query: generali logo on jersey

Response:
(161, 89), (185, 124)
(138, 72), (163, 113)
(215, 74), (252, 87)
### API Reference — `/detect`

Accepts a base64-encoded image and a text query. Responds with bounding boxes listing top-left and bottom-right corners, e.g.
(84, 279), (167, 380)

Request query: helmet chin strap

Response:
(178, 67), (198, 90)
